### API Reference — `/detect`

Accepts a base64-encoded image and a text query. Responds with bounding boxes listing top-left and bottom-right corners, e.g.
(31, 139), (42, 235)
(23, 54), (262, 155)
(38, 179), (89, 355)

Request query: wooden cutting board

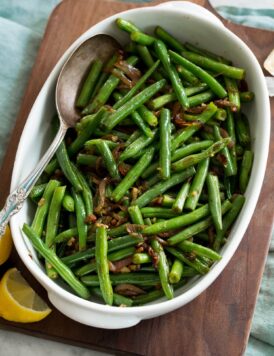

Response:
(0, 1), (273, 355)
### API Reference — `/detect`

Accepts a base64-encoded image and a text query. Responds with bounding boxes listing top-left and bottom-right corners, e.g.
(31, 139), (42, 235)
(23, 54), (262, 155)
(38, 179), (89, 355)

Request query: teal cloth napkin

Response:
(0, 1), (273, 355)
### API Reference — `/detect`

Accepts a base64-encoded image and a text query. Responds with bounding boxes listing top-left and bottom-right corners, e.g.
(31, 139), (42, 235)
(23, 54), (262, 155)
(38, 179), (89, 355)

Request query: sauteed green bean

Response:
(23, 19), (253, 306)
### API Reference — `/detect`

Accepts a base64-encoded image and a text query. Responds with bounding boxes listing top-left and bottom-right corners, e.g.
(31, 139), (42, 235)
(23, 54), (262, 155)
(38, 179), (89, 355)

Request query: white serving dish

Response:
(10, 1), (270, 329)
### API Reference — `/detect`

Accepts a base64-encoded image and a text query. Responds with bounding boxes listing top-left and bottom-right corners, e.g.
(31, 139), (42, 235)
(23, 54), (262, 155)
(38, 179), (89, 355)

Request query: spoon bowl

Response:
(0, 34), (120, 235)
(56, 34), (120, 127)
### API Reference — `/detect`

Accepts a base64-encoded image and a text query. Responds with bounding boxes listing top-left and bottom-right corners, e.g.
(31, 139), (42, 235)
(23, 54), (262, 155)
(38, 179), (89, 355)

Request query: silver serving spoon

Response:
(0, 34), (120, 236)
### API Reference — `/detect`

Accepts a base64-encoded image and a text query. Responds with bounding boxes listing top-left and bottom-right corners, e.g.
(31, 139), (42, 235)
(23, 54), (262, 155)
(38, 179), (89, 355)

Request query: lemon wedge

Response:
(0, 225), (13, 265)
(0, 268), (51, 322)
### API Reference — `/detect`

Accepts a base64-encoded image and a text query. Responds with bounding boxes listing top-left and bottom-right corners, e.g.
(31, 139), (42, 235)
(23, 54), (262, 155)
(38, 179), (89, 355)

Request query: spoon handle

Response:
(0, 124), (67, 237)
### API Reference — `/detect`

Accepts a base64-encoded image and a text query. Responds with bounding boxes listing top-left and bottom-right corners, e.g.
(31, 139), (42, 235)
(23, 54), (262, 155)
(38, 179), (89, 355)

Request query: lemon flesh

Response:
(0, 268), (51, 323)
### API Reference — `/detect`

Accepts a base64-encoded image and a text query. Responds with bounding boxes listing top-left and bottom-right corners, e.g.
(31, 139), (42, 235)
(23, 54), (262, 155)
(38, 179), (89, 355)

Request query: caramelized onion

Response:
(114, 284), (145, 296)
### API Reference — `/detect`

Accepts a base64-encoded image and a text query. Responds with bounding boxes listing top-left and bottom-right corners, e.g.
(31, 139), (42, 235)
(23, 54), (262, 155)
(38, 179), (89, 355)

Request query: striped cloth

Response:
(210, 0), (274, 31)
(0, 1), (273, 356)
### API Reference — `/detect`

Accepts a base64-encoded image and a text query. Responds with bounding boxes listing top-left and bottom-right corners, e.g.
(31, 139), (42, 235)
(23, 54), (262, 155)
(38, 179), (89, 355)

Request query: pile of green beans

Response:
(23, 19), (254, 306)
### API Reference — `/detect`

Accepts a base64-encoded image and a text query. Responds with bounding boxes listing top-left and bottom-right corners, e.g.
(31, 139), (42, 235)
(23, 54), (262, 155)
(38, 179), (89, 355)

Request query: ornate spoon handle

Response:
(0, 123), (67, 237)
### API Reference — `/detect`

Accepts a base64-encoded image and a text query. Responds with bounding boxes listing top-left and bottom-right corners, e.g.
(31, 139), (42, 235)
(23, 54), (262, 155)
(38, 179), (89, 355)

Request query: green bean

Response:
(148, 85), (210, 110)
(140, 207), (179, 219)
(56, 142), (82, 192)
(131, 111), (154, 137)
(154, 26), (186, 51)
(186, 84), (209, 96)
(96, 140), (121, 181)
(223, 176), (234, 200)
(135, 167), (195, 208)
(132, 289), (165, 305)
(108, 224), (128, 238)
(95, 224), (113, 305)
(62, 193), (75, 212)
(172, 138), (231, 172)
(143, 203), (209, 235)
(169, 51), (227, 98)
(61, 248), (92, 266)
(239, 150), (253, 193)
(82, 272), (160, 287)
(83, 56), (138, 114)
(22, 224), (90, 299)
(119, 131), (156, 162)
(75, 113), (96, 132)
(171, 140), (213, 162)
(136, 45), (163, 80)
(132, 253), (152, 264)
(178, 241), (221, 261)
(225, 109), (237, 174)
(128, 205), (144, 225)
(137, 105), (158, 127)
(165, 247), (209, 275)
(124, 41), (137, 53)
(213, 126), (235, 176)
(188, 90), (215, 107)
(31, 180), (61, 238)
(102, 79), (166, 131)
(167, 200), (232, 245)
(45, 185), (66, 278)
(145, 173), (161, 188)
(94, 54), (121, 97)
(75, 261), (97, 277)
(181, 50), (245, 79)
(44, 158), (59, 176)
(185, 158), (209, 211)
(213, 195), (245, 251)
(62, 235), (143, 266)
(68, 107), (107, 156)
(125, 130), (141, 146)
(235, 113), (251, 147)
(206, 173), (222, 231)
(91, 287), (133, 307)
(85, 139), (118, 152)
(151, 239), (173, 299)
(184, 42), (231, 64)
(71, 163), (93, 218)
(176, 65), (200, 85)
(161, 194), (176, 207)
(224, 77), (240, 111)
(112, 146), (155, 202)
(76, 246), (135, 275)
(45, 186), (66, 248)
(171, 182), (190, 213)
(107, 246), (136, 262)
(72, 188), (87, 251)
(159, 108), (171, 179)
(171, 102), (217, 151)
(54, 227), (78, 244)
(131, 31), (155, 45)
(154, 40), (189, 108)
(116, 18), (140, 33)
(76, 153), (98, 167)
(76, 59), (103, 108)
(29, 183), (47, 202)
(240, 91), (254, 102)
(214, 108), (227, 121)
(114, 60), (160, 109)
(169, 259), (184, 284)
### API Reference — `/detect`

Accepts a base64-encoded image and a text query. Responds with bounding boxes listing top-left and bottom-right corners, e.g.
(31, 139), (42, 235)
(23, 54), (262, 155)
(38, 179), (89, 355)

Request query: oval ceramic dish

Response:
(10, 1), (270, 329)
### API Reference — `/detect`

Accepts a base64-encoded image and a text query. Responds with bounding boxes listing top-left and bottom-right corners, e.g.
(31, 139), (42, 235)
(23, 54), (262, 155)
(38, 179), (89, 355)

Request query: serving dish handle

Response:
(157, 1), (224, 28)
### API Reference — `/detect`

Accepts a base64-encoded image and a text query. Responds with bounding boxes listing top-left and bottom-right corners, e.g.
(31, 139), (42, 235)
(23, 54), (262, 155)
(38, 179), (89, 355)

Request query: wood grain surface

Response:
(0, 1), (273, 355)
